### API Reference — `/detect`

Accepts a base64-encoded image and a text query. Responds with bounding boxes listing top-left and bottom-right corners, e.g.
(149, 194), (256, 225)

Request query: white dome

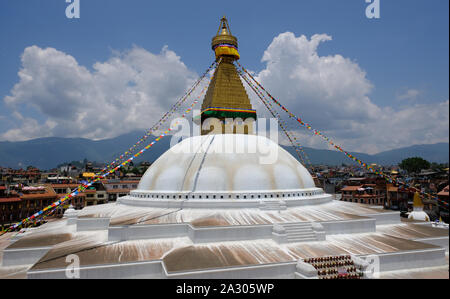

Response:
(408, 211), (430, 222)
(137, 134), (316, 193)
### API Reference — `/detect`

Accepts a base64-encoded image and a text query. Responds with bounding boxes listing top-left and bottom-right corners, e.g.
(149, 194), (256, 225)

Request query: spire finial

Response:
(217, 15), (232, 36)
(211, 16), (239, 60)
(413, 192), (424, 208)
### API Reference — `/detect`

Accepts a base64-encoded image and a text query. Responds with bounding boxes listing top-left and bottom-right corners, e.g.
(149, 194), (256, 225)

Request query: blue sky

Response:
(0, 0), (448, 153)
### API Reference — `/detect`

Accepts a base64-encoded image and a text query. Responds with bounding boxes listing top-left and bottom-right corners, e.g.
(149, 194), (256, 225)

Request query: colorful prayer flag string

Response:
(237, 67), (313, 173)
(235, 61), (447, 207)
(101, 60), (219, 174)
(2, 61), (219, 235)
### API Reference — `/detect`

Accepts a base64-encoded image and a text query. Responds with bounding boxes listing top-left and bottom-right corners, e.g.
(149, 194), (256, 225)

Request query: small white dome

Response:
(63, 205), (78, 219)
(137, 134), (316, 193)
(408, 211), (430, 222)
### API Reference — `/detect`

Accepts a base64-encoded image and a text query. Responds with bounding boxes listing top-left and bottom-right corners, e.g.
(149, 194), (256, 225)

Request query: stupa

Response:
(408, 192), (430, 222)
(0, 17), (448, 279)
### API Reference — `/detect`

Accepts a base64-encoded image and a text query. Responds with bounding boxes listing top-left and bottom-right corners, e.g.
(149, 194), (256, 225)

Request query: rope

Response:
(0, 61), (219, 235)
(235, 61), (448, 207)
(237, 67), (314, 173)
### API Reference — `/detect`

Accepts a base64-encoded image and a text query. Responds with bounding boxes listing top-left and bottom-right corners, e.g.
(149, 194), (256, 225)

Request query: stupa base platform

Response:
(0, 199), (448, 279)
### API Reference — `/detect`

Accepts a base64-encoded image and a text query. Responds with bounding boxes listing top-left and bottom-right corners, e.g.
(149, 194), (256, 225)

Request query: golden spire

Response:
(200, 17), (256, 135)
(413, 192), (424, 208)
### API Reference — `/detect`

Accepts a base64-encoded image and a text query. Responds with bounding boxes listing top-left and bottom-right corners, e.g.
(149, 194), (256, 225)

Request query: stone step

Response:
(285, 229), (312, 233)
(285, 227), (313, 232)
(287, 232), (316, 237)
(281, 223), (312, 227)
(286, 230), (314, 235)
(286, 237), (317, 243)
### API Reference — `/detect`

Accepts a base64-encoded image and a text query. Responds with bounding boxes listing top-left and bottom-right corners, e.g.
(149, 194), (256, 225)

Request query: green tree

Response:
(399, 157), (431, 174)
(131, 167), (141, 175)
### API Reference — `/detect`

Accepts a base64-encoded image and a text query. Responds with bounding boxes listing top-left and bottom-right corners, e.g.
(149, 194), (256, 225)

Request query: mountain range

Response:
(0, 131), (448, 169)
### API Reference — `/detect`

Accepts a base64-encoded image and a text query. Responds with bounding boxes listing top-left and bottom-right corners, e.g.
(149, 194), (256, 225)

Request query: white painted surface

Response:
(138, 134), (316, 193)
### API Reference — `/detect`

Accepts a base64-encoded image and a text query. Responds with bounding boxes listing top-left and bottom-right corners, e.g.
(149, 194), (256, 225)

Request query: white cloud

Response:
(249, 32), (449, 154)
(397, 89), (420, 101)
(2, 45), (198, 141)
(2, 35), (448, 155)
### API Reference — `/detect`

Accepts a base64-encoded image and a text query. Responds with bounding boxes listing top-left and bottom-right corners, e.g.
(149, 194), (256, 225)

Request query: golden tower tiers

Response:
(201, 16), (256, 135)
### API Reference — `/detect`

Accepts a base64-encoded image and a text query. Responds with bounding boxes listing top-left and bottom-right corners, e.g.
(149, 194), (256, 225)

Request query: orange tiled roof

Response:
(387, 186), (398, 192)
(51, 184), (79, 188)
(21, 193), (58, 200)
(19, 185), (57, 200)
(438, 185), (449, 197)
(0, 197), (21, 203)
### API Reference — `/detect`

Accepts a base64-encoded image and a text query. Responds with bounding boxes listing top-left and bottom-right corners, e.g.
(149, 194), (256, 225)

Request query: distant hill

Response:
(0, 131), (448, 169)
(0, 131), (171, 170)
(371, 143), (449, 165)
(282, 146), (374, 166)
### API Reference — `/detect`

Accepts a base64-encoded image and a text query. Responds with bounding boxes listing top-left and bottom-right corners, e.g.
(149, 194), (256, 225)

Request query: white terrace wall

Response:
(319, 218), (376, 235)
(76, 217), (110, 231)
(28, 260), (164, 279)
(376, 247), (446, 272)
(109, 223), (273, 243)
(26, 247), (447, 279)
(2, 246), (52, 267)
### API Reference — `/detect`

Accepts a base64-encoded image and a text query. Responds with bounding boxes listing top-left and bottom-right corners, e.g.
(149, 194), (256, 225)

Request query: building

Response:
(0, 167), (41, 185)
(437, 185), (449, 222)
(103, 179), (139, 202)
(0, 17), (447, 279)
(0, 185), (58, 230)
(339, 177), (386, 206)
(51, 183), (86, 210)
(84, 181), (107, 206)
